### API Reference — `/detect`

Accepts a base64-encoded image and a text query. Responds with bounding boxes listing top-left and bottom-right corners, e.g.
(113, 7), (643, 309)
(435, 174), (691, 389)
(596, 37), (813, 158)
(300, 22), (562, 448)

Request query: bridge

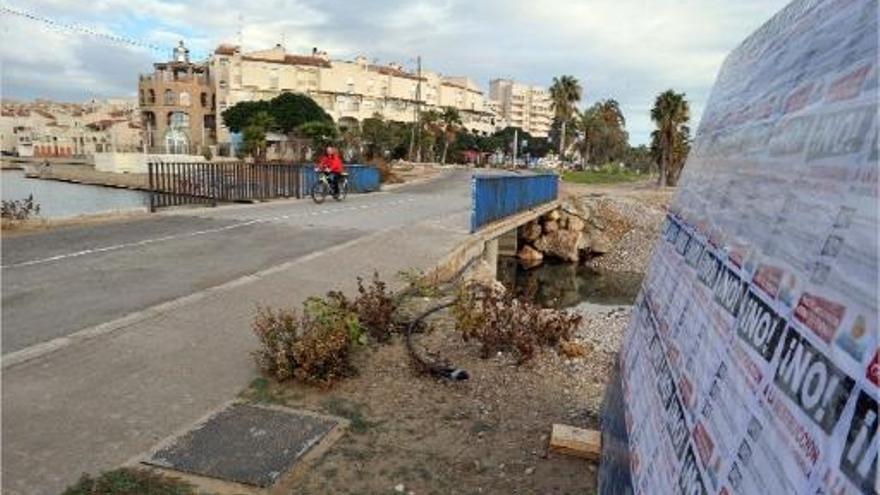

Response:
(0, 169), (558, 494)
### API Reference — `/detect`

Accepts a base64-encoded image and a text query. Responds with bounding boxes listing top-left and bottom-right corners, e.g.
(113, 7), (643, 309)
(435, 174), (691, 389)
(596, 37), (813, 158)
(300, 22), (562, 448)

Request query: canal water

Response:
(497, 256), (643, 310)
(1, 170), (149, 219)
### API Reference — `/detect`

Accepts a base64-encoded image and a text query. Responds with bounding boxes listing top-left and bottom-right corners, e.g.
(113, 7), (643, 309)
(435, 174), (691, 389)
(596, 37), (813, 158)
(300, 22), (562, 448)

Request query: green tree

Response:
(270, 93), (332, 134)
(439, 107), (463, 164)
(549, 75), (582, 158)
(242, 111), (275, 162)
(418, 109), (442, 162)
(296, 121), (339, 149)
(222, 100), (270, 133)
(650, 90), (690, 186)
(221, 93), (330, 135)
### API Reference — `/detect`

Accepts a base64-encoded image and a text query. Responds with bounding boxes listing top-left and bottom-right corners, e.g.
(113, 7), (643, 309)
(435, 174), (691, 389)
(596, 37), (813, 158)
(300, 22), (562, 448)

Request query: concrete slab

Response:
(144, 402), (340, 488)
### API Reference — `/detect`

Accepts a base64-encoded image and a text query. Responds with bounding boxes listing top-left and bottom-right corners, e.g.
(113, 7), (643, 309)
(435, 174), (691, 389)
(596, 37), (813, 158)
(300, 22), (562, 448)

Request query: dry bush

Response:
(453, 284), (583, 363)
(369, 158), (403, 184)
(353, 272), (397, 342)
(252, 294), (359, 387)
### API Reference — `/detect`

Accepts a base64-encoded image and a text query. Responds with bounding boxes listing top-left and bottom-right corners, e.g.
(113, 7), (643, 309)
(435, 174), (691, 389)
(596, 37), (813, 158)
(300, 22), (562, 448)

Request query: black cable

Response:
(404, 301), (469, 381)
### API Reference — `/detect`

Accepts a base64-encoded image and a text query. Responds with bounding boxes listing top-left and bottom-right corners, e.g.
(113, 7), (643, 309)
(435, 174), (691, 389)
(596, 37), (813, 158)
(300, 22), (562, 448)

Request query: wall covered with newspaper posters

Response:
(619, 1), (878, 494)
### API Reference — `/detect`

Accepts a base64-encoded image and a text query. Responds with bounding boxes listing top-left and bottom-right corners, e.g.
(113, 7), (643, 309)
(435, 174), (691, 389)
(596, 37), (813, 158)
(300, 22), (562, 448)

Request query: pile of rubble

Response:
(516, 199), (614, 265)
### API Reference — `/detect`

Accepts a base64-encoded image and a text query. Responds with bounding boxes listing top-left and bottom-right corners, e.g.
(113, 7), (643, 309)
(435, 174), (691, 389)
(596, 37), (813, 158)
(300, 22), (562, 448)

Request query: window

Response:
(148, 89), (156, 104)
(164, 89), (174, 105)
(168, 111), (189, 129)
(200, 92), (207, 107)
(139, 90), (145, 105)
(179, 91), (191, 107)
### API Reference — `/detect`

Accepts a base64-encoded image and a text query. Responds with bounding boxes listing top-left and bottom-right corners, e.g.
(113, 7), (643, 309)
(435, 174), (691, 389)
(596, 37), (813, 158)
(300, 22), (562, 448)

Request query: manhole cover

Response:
(145, 403), (338, 487)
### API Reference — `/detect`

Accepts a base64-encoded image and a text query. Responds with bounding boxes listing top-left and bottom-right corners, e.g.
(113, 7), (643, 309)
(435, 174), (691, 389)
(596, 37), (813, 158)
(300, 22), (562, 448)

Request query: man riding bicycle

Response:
(316, 145), (344, 196)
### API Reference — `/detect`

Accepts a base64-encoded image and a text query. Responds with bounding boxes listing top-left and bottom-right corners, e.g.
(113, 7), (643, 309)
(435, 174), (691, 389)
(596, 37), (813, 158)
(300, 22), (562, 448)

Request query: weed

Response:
(1, 195), (40, 221)
(453, 284), (583, 363)
(62, 468), (195, 495)
(353, 272), (397, 341)
(397, 268), (439, 297)
(322, 397), (373, 434)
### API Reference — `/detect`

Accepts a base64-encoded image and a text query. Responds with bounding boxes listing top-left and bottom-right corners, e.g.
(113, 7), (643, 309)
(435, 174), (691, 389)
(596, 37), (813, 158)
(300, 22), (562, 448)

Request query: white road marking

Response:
(3, 195), (421, 269)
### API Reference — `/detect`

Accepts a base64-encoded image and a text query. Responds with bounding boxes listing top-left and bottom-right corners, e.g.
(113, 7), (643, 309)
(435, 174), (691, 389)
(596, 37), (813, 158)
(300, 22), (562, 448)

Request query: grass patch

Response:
(240, 377), (289, 405)
(62, 468), (195, 495)
(322, 397), (375, 434)
(561, 165), (641, 184)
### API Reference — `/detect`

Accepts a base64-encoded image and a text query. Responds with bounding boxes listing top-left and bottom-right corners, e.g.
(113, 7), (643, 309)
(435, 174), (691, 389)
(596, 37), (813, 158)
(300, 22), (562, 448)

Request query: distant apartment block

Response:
(488, 79), (553, 138)
(0, 98), (141, 158)
(138, 42), (498, 155)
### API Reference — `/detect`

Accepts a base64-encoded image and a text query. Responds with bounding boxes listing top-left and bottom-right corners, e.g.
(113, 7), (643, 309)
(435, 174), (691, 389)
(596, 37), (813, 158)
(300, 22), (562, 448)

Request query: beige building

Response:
(488, 79), (553, 138)
(0, 99), (141, 158)
(208, 44), (497, 142)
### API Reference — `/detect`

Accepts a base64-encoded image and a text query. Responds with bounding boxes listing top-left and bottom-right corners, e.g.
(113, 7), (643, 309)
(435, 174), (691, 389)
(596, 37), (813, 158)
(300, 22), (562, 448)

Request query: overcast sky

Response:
(1, 0), (789, 144)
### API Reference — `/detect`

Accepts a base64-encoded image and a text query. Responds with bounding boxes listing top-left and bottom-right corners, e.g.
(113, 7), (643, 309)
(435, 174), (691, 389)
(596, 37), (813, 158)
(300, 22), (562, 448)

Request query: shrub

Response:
(1, 194), (40, 220)
(353, 272), (396, 341)
(62, 468), (195, 495)
(252, 293), (359, 387)
(453, 284), (583, 363)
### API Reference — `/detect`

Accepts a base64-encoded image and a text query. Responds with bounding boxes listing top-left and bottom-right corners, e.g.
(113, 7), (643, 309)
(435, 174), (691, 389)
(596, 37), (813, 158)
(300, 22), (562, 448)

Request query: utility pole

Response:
(414, 56), (422, 162)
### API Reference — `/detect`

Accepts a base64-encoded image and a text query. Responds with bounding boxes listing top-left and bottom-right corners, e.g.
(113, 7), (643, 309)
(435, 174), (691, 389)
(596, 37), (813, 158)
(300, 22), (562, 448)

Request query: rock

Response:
(567, 215), (586, 232)
(577, 232), (591, 251)
(517, 245), (544, 262)
(395, 484), (405, 493)
(519, 221), (542, 242)
(558, 212), (570, 230)
(534, 230), (582, 262)
(589, 232), (612, 254)
(464, 260), (506, 293)
(543, 220), (559, 234)
(525, 467), (535, 475)
(545, 209), (561, 221)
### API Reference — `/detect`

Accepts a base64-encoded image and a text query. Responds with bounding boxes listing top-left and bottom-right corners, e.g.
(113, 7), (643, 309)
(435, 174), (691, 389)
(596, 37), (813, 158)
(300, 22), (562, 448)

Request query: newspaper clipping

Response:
(620, 1), (879, 494)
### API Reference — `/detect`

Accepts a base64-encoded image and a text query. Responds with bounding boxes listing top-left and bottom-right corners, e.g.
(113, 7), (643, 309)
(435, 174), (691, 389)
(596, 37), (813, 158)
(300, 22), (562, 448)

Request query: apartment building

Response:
(0, 99), (141, 158)
(488, 79), (553, 138)
(138, 41), (216, 153)
(210, 44), (496, 140)
(138, 42), (497, 154)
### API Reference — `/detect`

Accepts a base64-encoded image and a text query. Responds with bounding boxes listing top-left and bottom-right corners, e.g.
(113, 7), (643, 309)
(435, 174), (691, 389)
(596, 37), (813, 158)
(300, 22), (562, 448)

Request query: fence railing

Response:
(470, 173), (559, 232)
(148, 162), (380, 211)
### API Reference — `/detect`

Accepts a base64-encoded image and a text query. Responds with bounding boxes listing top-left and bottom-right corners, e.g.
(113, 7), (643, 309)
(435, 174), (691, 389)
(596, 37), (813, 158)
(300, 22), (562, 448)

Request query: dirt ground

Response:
(241, 297), (627, 495)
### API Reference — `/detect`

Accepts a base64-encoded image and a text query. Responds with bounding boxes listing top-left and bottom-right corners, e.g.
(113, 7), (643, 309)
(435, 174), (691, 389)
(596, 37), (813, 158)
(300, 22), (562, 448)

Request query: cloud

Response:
(2, 0), (789, 143)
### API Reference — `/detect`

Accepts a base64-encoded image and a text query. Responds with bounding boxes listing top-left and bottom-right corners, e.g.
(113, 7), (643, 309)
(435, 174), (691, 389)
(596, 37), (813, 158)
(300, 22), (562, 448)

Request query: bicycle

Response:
(311, 170), (348, 204)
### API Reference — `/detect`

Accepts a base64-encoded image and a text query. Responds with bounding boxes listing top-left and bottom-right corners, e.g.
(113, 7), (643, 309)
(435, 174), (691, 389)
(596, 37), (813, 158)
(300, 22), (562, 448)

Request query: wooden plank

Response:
(549, 423), (601, 461)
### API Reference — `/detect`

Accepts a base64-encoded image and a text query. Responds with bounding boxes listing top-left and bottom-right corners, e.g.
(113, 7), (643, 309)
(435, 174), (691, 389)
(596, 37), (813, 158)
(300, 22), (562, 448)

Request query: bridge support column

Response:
(498, 228), (518, 257)
(482, 238), (499, 279)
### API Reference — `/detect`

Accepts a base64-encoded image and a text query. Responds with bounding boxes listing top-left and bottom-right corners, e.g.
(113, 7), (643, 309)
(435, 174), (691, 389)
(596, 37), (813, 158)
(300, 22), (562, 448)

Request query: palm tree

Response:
(576, 107), (602, 167)
(439, 107), (463, 164)
(419, 109), (442, 162)
(650, 90), (690, 186)
(549, 75), (582, 159)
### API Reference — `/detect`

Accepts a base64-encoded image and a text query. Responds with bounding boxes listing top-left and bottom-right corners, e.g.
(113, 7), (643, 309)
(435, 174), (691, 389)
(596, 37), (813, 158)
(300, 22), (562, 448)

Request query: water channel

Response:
(1, 170), (149, 219)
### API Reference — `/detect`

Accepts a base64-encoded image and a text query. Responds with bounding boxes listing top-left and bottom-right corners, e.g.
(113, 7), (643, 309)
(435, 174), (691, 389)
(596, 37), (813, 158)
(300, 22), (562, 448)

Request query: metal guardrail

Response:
(470, 173), (558, 232)
(147, 162), (380, 211)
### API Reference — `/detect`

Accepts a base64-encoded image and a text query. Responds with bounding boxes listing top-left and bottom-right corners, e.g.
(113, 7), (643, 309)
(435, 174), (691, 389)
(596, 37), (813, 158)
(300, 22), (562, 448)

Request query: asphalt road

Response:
(1, 170), (471, 354)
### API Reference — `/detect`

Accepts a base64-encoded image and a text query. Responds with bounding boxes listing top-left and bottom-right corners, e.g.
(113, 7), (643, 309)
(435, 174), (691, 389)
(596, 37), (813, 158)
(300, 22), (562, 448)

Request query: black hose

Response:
(405, 301), (469, 381)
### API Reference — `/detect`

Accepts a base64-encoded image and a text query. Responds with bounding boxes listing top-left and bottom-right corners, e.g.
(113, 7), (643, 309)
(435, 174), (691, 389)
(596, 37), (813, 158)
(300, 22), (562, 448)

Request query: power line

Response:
(0, 4), (207, 60)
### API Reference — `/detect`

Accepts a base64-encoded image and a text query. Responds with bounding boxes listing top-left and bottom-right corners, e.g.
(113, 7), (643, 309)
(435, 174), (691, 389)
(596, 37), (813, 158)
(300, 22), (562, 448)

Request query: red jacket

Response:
(318, 153), (344, 173)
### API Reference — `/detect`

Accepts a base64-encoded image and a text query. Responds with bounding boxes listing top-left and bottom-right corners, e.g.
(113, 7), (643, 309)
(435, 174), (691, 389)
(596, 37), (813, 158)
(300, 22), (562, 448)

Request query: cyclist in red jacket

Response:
(317, 146), (344, 195)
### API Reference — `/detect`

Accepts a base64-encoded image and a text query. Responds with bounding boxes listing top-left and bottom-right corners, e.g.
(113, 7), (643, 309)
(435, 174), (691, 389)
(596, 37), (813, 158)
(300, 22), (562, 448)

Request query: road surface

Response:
(1, 170), (473, 494)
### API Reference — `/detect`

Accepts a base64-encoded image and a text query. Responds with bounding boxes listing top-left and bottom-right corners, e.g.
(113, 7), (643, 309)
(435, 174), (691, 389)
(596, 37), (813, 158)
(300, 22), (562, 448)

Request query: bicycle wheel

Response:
(311, 180), (329, 204)
(335, 179), (348, 201)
